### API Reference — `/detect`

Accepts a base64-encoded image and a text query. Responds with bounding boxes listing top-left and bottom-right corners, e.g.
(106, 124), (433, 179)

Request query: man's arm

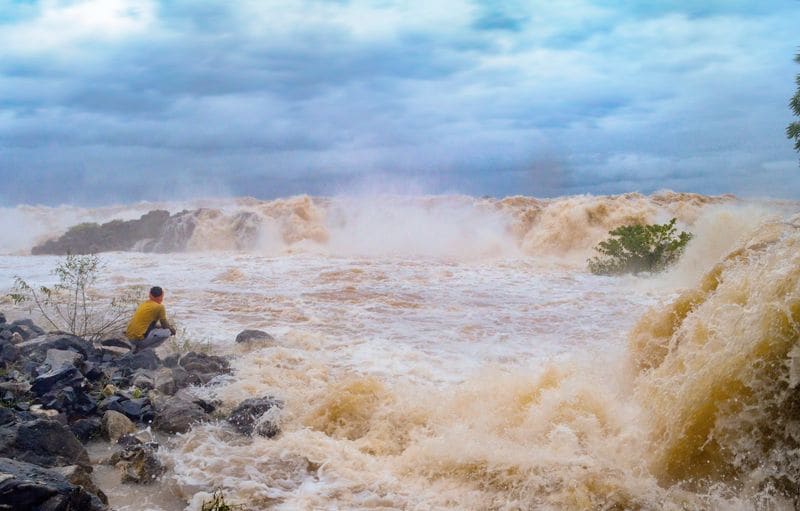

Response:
(157, 306), (177, 335)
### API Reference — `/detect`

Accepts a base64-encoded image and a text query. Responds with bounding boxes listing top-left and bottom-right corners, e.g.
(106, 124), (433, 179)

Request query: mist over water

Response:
(1, 192), (798, 510)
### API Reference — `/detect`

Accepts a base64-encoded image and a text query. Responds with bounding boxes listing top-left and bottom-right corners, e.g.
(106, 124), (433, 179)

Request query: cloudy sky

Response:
(1, 0), (799, 205)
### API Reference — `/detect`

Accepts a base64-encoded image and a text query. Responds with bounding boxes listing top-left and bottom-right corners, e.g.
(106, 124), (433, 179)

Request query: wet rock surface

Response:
(0, 313), (283, 506)
(228, 396), (284, 437)
(0, 457), (107, 510)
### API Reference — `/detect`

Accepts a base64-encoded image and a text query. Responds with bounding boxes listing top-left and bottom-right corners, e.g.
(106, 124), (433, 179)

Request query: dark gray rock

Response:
(0, 312), (5, 324)
(235, 329), (275, 345)
(17, 334), (96, 365)
(44, 348), (84, 371)
(105, 443), (164, 484)
(70, 417), (102, 443)
(41, 384), (97, 418)
(131, 370), (155, 391)
(154, 368), (177, 395)
(0, 339), (19, 364)
(0, 457), (107, 511)
(53, 464), (108, 505)
(31, 209), (173, 255)
(162, 353), (180, 368)
(178, 351), (230, 384)
(152, 392), (211, 434)
(0, 418), (90, 469)
(7, 320), (45, 342)
(100, 337), (133, 350)
(117, 349), (161, 373)
(227, 396), (283, 437)
(31, 366), (84, 396)
(0, 329), (12, 341)
(107, 398), (153, 423)
(170, 365), (201, 390)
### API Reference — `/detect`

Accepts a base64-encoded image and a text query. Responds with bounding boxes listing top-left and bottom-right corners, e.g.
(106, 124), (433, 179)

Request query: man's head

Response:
(149, 286), (164, 303)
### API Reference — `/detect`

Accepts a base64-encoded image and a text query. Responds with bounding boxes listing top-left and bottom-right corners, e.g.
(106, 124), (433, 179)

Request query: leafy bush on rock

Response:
(9, 254), (143, 341)
(588, 218), (692, 275)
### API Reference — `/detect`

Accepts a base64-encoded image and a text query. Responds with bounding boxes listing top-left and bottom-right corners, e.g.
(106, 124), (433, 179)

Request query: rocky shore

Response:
(0, 313), (279, 510)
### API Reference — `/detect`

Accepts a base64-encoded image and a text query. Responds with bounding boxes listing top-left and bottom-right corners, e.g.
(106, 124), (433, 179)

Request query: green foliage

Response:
(9, 254), (143, 341)
(201, 490), (247, 511)
(588, 218), (692, 275)
(789, 52), (800, 153)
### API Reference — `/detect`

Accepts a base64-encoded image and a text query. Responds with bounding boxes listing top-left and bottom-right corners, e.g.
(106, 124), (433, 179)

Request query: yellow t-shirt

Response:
(126, 300), (167, 340)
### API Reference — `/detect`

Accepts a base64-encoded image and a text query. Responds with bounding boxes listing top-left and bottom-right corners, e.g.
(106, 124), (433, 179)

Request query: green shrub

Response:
(588, 218), (692, 275)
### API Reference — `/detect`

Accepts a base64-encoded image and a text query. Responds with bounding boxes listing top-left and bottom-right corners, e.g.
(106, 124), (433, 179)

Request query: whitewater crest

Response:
(16, 192), (738, 261)
(154, 215), (800, 510)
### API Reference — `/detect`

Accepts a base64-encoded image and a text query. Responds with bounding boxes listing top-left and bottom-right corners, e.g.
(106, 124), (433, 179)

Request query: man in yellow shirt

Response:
(126, 286), (176, 352)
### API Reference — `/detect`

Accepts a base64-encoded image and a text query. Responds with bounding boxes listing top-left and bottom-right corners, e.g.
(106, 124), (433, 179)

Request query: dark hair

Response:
(149, 286), (163, 297)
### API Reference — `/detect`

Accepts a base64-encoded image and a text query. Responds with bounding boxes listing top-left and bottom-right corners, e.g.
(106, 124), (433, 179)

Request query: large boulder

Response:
(178, 351), (230, 384)
(117, 349), (161, 373)
(0, 457), (106, 510)
(30, 366), (84, 396)
(17, 333), (97, 365)
(101, 411), (135, 443)
(227, 396), (283, 437)
(31, 210), (172, 255)
(0, 418), (90, 469)
(70, 417), (102, 444)
(7, 319), (45, 342)
(152, 391), (212, 434)
(235, 329), (276, 346)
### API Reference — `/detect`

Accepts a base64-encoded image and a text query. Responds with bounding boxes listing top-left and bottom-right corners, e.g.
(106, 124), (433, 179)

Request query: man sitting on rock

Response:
(126, 286), (176, 352)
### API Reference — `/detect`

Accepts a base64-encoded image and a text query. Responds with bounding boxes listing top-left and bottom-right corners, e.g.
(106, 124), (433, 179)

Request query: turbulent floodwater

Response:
(0, 193), (799, 510)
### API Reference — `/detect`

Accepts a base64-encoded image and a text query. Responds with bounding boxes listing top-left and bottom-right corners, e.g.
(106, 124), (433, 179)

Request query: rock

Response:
(0, 339), (19, 364)
(0, 408), (16, 426)
(178, 351), (230, 384)
(28, 404), (62, 421)
(171, 365), (201, 390)
(82, 361), (106, 381)
(31, 365), (84, 396)
(101, 411), (135, 442)
(100, 337), (133, 350)
(227, 396), (283, 437)
(41, 384), (97, 418)
(0, 457), (107, 510)
(105, 443), (164, 484)
(17, 333), (96, 365)
(0, 312), (5, 324)
(9, 332), (23, 344)
(152, 392), (211, 434)
(7, 319), (45, 342)
(235, 329), (276, 346)
(100, 345), (131, 359)
(0, 418), (90, 468)
(162, 353), (180, 368)
(31, 209), (173, 255)
(53, 464), (109, 505)
(116, 434), (143, 447)
(71, 417), (102, 443)
(44, 348), (84, 371)
(0, 329), (11, 341)
(0, 381), (29, 398)
(154, 368), (177, 395)
(106, 398), (154, 423)
(117, 349), (161, 372)
(131, 370), (155, 391)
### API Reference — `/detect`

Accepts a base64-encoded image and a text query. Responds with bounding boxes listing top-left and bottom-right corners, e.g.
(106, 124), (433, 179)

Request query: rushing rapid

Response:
(0, 192), (798, 510)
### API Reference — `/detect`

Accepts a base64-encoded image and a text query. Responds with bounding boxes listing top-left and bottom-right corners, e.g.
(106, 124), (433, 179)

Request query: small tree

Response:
(788, 51), (800, 154)
(588, 218), (692, 275)
(9, 254), (143, 341)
